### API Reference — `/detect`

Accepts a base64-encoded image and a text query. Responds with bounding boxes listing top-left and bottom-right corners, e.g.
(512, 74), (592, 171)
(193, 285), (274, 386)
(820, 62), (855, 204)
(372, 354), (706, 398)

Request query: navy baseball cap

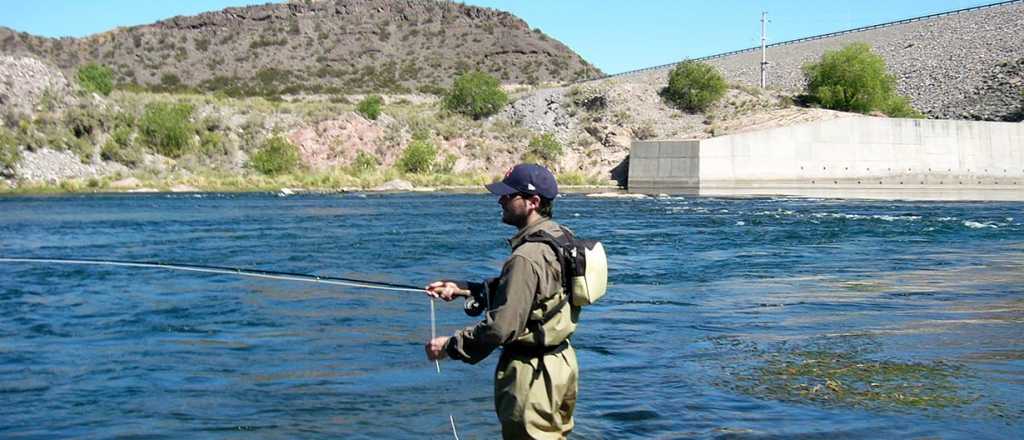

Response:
(486, 164), (558, 199)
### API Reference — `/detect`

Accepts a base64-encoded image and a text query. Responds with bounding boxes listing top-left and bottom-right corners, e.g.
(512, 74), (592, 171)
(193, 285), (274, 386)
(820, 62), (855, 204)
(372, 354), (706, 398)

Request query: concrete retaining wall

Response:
(629, 117), (1024, 200)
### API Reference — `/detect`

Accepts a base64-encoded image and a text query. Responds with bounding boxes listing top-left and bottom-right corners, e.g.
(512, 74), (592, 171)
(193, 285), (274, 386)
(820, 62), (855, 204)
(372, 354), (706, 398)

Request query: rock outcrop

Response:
(0, 0), (601, 94)
(0, 55), (75, 119)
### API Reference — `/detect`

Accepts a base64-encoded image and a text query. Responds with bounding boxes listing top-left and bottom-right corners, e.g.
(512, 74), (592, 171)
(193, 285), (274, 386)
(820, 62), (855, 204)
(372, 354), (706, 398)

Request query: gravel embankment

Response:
(12, 148), (128, 184)
(620, 2), (1024, 121)
(0, 55), (75, 117)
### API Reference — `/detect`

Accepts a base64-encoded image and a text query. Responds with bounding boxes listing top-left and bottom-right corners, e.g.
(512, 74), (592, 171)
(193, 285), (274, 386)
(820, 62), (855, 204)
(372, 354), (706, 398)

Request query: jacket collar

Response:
(508, 217), (554, 249)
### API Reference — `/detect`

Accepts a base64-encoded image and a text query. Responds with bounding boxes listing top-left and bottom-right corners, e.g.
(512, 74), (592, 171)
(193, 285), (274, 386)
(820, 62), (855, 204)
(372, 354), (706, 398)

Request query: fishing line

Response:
(3, 256), (461, 438)
(430, 298), (461, 440)
(0, 257), (423, 293)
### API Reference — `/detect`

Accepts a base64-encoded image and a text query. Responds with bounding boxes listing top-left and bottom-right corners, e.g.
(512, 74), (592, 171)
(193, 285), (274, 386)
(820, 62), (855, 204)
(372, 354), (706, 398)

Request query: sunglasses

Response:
(499, 192), (536, 202)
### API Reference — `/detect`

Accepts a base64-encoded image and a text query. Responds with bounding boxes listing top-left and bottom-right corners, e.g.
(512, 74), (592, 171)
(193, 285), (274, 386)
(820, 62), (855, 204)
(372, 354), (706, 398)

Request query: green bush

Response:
(443, 71), (508, 119)
(524, 133), (562, 164)
(67, 137), (94, 164)
(198, 131), (228, 158)
(160, 73), (182, 89)
(802, 43), (921, 117)
(0, 127), (21, 170)
(250, 135), (300, 175)
(662, 60), (727, 112)
(77, 63), (114, 96)
(356, 95), (383, 120)
(352, 150), (379, 173)
(398, 136), (436, 173)
(881, 95), (924, 118)
(64, 106), (104, 140)
(139, 102), (194, 158)
(101, 126), (143, 166)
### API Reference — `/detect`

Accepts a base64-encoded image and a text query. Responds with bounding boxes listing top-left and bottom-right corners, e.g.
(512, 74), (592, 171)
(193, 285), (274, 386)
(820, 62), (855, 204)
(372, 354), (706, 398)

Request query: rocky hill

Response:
(616, 1), (1024, 122)
(0, 52), (845, 191)
(0, 0), (600, 96)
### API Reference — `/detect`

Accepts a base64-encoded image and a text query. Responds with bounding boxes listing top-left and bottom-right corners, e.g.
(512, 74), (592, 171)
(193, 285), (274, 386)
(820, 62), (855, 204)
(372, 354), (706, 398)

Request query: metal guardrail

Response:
(581, 0), (1023, 82)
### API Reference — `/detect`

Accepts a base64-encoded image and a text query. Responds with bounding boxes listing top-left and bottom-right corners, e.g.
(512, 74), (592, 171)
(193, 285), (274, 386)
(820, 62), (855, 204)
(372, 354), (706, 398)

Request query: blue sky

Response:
(0, 0), (1002, 74)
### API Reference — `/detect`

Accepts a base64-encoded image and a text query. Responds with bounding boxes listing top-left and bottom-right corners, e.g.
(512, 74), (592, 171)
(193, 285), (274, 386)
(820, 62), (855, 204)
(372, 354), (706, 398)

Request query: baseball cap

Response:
(485, 164), (558, 199)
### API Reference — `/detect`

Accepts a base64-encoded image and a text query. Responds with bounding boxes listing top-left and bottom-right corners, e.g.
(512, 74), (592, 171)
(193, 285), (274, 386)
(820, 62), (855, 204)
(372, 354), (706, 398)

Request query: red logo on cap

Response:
(504, 167), (514, 179)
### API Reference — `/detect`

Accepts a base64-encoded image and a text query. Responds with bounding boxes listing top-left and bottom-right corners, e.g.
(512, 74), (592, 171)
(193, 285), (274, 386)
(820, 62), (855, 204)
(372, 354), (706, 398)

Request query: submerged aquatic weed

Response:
(724, 337), (978, 413)
(734, 348), (975, 410)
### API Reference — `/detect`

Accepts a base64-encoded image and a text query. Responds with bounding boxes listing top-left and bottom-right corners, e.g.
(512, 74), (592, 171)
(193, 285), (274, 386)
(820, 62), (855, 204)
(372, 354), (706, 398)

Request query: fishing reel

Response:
(464, 296), (484, 317)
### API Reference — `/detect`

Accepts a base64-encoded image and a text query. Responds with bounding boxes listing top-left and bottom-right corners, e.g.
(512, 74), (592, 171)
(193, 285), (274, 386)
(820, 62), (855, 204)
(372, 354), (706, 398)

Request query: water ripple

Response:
(0, 193), (1021, 438)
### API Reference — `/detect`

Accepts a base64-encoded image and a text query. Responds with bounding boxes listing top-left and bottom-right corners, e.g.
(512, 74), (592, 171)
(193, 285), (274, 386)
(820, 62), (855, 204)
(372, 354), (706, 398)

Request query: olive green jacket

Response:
(445, 218), (577, 364)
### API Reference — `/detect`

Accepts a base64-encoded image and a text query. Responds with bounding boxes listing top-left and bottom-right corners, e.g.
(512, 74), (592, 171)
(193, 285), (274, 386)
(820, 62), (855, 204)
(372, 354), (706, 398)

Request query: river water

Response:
(1, 192), (1022, 439)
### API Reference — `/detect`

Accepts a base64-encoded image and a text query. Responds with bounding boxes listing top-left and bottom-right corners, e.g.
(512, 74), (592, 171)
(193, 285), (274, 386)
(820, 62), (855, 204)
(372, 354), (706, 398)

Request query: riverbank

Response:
(0, 169), (616, 196)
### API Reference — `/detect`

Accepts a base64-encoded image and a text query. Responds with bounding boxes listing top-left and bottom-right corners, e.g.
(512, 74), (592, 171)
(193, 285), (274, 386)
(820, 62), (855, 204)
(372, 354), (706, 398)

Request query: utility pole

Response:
(760, 11), (768, 89)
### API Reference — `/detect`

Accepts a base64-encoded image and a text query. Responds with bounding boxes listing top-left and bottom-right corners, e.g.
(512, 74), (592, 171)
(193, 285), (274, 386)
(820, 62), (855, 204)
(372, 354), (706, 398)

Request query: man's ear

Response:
(526, 194), (541, 210)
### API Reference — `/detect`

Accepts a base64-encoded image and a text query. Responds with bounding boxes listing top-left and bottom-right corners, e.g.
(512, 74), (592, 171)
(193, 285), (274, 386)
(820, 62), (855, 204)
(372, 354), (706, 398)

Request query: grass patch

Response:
(557, 172), (607, 186)
(0, 167), (606, 194)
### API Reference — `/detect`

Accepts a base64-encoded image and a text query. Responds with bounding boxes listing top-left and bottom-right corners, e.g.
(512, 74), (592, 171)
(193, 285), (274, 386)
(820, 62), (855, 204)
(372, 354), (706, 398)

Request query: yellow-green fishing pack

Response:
(524, 226), (607, 306)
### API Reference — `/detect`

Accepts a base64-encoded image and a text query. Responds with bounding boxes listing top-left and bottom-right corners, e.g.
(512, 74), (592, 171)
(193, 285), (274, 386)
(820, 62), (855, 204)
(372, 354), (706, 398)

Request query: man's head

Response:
(486, 164), (558, 227)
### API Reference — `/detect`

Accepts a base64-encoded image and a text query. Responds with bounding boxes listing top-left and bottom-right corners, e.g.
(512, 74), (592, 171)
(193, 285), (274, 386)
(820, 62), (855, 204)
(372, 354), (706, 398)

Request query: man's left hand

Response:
(425, 336), (449, 361)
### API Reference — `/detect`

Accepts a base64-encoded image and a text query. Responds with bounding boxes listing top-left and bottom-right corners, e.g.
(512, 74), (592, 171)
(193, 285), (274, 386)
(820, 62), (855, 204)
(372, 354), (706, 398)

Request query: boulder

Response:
(372, 179), (415, 191)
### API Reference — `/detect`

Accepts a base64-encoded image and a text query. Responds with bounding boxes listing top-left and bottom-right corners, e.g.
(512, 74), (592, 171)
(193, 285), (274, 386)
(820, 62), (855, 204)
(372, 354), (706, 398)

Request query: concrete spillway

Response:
(628, 117), (1024, 201)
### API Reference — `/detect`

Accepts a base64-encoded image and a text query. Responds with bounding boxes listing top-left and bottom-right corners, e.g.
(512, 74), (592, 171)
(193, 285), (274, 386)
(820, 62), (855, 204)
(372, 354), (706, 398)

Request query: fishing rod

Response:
(1, 256), (461, 438)
(0, 257), (424, 293)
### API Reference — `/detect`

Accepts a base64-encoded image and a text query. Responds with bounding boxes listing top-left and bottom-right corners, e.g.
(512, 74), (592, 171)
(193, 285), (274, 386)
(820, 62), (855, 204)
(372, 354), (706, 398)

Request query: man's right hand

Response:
(425, 280), (470, 302)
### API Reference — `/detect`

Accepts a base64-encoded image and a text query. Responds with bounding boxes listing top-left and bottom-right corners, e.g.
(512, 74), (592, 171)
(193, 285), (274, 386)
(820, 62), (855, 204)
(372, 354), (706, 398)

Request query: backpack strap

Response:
(521, 227), (577, 292)
(516, 228), (574, 347)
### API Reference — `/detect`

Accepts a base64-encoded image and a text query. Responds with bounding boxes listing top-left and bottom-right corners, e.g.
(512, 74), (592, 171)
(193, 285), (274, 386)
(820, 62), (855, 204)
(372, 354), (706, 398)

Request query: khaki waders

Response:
(495, 343), (579, 440)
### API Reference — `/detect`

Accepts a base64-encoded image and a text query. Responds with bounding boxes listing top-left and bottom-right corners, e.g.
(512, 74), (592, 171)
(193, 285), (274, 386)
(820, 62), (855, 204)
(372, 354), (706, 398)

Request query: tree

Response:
(443, 71), (508, 119)
(802, 42), (921, 117)
(77, 63), (113, 96)
(662, 60), (727, 112)
(139, 102), (194, 158)
(250, 136), (300, 175)
(398, 136), (436, 173)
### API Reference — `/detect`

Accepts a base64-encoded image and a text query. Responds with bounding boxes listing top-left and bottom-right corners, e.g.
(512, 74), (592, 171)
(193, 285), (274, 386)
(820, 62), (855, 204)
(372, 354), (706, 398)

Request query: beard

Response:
(501, 207), (528, 227)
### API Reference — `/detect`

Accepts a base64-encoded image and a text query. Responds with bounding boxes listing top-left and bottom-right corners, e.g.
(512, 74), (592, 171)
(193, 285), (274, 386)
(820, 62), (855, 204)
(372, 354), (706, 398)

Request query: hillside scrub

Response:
(77, 63), (114, 96)
(3, 82), (620, 193)
(250, 136), (299, 175)
(443, 71), (508, 119)
(802, 43), (922, 117)
(356, 95), (383, 120)
(662, 61), (727, 112)
(139, 102), (195, 158)
(523, 133), (562, 165)
(1, 127), (21, 171)
(100, 126), (143, 166)
(352, 150), (379, 173)
(398, 135), (437, 174)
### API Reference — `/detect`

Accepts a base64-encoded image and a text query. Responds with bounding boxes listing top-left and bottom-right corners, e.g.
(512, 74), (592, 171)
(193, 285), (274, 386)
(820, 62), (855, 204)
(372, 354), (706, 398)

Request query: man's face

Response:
(498, 193), (535, 227)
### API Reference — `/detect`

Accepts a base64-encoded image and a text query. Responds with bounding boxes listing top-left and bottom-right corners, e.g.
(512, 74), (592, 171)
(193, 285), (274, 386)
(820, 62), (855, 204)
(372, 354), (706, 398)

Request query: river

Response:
(1, 192), (1022, 438)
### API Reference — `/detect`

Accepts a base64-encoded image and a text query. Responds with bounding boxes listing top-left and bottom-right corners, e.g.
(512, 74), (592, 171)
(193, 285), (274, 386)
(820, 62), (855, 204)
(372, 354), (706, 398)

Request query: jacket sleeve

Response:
(445, 255), (538, 364)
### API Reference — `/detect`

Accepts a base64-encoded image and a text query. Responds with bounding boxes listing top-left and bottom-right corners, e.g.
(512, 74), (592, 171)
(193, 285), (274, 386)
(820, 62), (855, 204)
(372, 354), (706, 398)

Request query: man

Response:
(424, 163), (579, 440)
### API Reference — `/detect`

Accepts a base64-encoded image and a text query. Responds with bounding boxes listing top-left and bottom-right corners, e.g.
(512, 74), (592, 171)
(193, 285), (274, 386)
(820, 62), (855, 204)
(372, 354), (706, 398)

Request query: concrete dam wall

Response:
(628, 117), (1024, 200)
